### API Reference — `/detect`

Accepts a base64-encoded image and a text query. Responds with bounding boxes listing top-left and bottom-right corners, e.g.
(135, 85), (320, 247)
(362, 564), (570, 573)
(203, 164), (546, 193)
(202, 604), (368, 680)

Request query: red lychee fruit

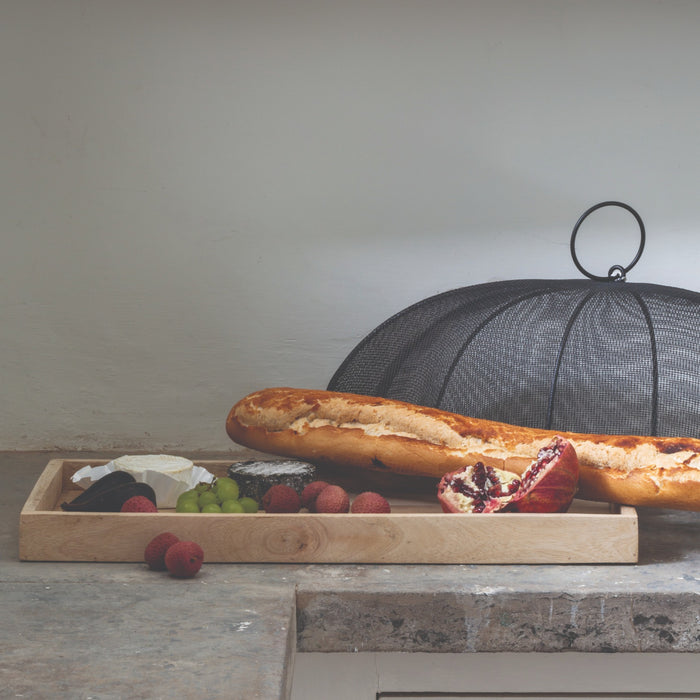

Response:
(315, 485), (350, 513)
(164, 540), (204, 578)
(144, 532), (180, 571)
(350, 491), (391, 514)
(121, 495), (158, 513)
(300, 480), (330, 512)
(261, 484), (301, 513)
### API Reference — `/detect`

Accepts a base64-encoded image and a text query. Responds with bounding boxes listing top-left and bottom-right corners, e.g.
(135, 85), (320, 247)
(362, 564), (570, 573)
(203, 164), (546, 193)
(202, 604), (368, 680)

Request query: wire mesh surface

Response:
(328, 278), (700, 437)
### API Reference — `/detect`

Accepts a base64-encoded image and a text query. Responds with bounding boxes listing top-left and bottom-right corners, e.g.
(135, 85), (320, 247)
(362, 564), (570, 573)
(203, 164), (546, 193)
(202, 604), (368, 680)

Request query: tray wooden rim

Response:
(19, 458), (639, 564)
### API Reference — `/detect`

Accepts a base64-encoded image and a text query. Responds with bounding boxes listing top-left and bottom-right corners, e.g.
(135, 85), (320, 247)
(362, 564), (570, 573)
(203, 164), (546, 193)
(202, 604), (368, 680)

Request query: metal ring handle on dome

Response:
(570, 201), (646, 282)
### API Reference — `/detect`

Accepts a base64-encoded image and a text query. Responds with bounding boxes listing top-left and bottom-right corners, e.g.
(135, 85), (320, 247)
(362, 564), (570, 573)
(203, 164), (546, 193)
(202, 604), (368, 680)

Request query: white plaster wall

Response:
(2, 0), (700, 450)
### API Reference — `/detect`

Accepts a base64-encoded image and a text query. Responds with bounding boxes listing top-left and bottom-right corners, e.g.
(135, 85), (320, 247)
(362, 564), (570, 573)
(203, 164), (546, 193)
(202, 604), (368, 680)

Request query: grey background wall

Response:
(2, 0), (699, 451)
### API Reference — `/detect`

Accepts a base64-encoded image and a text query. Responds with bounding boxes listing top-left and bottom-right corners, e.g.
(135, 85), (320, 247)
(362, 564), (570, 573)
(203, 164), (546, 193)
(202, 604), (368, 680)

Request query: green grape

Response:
(237, 497), (259, 513)
(197, 490), (220, 508)
(221, 499), (245, 513)
(176, 490), (199, 507)
(215, 480), (239, 502)
(195, 482), (211, 494)
(176, 499), (200, 513)
(201, 503), (222, 513)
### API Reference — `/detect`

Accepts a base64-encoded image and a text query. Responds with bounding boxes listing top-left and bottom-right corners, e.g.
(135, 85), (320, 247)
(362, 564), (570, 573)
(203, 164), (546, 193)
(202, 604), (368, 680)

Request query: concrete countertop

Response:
(3, 451), (700, 698)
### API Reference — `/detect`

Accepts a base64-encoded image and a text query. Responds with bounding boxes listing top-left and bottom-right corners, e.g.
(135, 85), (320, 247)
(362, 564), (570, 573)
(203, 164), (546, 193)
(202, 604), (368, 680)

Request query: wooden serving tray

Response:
(19, 459), (638, 564)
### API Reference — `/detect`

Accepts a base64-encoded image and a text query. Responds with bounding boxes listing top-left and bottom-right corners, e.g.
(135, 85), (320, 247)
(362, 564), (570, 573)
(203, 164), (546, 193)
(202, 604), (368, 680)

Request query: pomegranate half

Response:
(437, 436), (579, 514)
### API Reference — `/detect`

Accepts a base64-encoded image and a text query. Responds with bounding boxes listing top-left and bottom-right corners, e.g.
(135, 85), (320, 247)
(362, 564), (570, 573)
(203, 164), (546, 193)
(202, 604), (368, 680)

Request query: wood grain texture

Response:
(19, 459), (638, 564)
(20, 459), (64, 512)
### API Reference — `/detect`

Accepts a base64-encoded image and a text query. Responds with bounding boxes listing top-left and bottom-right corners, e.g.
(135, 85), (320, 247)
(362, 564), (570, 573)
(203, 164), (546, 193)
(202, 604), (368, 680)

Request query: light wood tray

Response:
(19, 459), (638, 564)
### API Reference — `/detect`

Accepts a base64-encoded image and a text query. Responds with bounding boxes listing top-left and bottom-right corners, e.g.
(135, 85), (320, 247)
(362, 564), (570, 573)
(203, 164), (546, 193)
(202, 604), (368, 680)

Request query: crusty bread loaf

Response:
(226, 387), (700, 510)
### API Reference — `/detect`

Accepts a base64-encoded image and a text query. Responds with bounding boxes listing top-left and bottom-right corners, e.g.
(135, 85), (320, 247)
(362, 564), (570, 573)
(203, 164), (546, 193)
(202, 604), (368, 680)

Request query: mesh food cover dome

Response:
(328, 202), (700, 438)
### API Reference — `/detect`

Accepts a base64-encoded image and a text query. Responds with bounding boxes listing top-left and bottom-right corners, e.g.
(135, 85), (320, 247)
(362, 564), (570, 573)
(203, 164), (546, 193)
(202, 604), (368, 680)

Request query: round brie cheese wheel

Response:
(113, 454), (194, 482)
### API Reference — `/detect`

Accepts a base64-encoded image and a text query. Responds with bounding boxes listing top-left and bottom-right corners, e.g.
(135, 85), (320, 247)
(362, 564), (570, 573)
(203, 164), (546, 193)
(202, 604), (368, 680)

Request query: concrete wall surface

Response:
(3, 1), (700, 450)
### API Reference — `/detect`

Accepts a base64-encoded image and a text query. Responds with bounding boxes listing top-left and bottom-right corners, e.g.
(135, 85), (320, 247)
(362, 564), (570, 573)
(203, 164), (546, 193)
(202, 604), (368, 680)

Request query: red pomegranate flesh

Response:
(437, 462), (521, 513)
(437, 436), (579, 514)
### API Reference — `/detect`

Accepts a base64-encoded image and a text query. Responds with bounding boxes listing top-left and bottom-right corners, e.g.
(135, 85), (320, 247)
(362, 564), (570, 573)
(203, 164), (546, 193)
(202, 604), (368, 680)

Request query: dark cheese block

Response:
(227, 459), (317, 502)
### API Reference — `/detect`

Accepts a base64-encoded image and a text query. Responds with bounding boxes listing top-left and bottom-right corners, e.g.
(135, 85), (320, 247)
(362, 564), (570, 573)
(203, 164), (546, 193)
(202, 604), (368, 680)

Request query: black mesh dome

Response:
(328, 204), (700, 438)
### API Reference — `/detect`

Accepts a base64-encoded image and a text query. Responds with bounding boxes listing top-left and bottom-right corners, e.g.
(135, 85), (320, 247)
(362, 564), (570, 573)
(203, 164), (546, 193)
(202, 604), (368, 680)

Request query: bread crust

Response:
(226, 387), (700, 510)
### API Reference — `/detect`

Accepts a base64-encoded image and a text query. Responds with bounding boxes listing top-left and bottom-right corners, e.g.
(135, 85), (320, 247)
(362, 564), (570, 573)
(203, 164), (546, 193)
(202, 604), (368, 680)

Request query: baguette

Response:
(226, 387), (700, 511)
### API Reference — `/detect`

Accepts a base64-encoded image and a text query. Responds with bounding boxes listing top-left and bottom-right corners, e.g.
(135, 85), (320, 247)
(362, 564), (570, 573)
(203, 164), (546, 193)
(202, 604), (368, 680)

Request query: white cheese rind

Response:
(113, 454), (194, 480)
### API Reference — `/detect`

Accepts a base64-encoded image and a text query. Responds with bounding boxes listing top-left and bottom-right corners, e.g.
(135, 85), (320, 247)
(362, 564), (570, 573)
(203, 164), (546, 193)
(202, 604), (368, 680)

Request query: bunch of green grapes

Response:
(175, 477), (258, 514)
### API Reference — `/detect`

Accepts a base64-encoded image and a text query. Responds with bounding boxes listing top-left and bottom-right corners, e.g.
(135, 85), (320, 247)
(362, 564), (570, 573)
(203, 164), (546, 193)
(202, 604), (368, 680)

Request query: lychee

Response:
(121, 495), (158, 513)
(164, 540), (204, 578)
(261, 484), (301, 513)
(300, 480), (330, 512)
(350, 491), (391, 514)
(144, 532), (180, 570)
(315, 485), (350, 513)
